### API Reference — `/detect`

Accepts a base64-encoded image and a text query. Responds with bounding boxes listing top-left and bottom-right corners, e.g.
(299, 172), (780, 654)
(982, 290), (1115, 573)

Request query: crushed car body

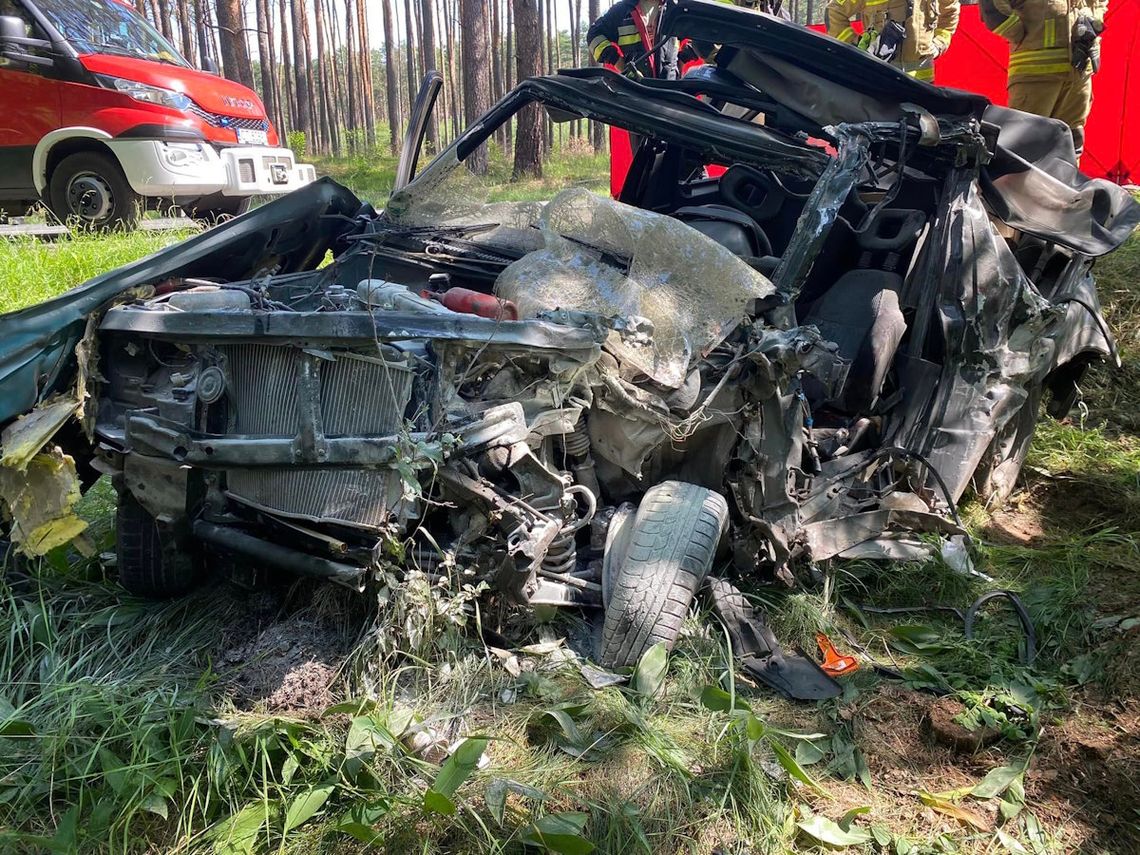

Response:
(2, 1), (1137, 670)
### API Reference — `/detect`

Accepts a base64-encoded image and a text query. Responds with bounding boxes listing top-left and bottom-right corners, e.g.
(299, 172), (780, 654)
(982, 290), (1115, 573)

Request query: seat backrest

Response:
(803, 269), (906, 415)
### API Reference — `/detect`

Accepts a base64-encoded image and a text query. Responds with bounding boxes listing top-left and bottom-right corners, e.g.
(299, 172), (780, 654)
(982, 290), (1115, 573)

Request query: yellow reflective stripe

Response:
(1043, 18), (1056, 47)
(864, 0), (890, 7)
(617, 34), (642, 46)
(933, 28), (954, 43)
(992, 13), (1020, 35)
(837, 25), (858, 42)
(589, 36), (613, 61)
(1009, 62), (1073, 75)
(907, 67), (935, 80)
(1009, 47), (1068, 64)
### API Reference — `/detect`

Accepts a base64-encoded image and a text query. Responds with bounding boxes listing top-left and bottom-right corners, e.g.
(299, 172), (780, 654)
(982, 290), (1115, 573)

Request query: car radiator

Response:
(222, 344), (413, 529)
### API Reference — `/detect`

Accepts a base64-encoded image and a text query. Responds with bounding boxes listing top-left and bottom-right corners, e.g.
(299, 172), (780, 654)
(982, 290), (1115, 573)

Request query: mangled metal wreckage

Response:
(1, 2), (1137, 674)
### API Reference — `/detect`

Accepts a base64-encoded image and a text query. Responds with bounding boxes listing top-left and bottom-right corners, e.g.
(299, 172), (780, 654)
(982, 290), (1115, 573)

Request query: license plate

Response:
(236, 128), (268, 146)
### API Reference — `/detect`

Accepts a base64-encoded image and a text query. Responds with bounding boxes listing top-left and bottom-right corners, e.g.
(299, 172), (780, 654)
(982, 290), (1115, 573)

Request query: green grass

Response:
(0, 163), (1137, 853)
(0, 230), (196, 314)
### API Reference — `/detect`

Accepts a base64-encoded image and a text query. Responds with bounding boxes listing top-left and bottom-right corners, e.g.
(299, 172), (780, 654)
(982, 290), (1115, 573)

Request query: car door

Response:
(393, 71), (443, 192)
(0, 0), (63, 198)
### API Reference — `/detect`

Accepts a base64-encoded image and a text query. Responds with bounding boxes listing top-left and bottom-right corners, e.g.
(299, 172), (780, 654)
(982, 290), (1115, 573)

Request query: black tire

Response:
(180, 192), (251, 223)
(47, 151), (140, 230)
(599, 481), (729, 668)
(116, 492), (200, 598)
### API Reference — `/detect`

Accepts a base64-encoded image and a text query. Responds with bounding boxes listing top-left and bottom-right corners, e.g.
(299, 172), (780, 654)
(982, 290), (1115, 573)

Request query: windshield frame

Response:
(32, 0), (190, 67)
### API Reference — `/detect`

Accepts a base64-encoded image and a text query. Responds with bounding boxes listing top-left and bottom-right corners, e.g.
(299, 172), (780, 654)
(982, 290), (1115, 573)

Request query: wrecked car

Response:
(1, 1), (1137, 672)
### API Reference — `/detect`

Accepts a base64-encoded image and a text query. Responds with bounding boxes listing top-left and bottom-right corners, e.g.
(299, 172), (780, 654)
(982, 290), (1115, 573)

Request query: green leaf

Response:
(699, 685), (751, 713)
(423, 790), (456, 815)
(485, 778), (548, 825)
(795, 740), (826, 766)
(770, 740), (825, 794)
(971, 765), (1023, 800)
(520, 812), (595, 854)
(213, 804), (267, 855)
(544, 709), (585, 747)
(284, 784), (335, 832)
(335, 822), (384, 845)
(839, 806), (871, 828)
(334, 800), (389, 844)
(139, 792), (170, 821)
(745, 714), (766, 741)
(854, 747), (872, 790)
(0, 695), (34, 738)
(996, 828), (1030, 854)
(424, 736), (489, 813)
(871, 824), (893, 847)
(797, 812), (872, 847)
(633, 643), (668, 699)
(48, 806), (78, 854)
(98, 748), (127, 796)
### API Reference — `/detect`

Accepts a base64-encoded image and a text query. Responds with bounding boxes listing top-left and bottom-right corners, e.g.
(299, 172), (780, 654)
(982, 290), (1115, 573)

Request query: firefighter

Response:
(587, 0), (679, 79)
(826, 0), (960, 82)
(980, 0), (1107, 155)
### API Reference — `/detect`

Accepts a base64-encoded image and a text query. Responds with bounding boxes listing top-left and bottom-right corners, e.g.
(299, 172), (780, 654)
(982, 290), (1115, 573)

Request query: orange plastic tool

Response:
(816, 633), (859, 677)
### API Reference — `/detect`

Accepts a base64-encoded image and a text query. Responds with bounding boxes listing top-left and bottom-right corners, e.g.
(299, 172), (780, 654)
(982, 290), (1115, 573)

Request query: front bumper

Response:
(108, 139), (316, 198)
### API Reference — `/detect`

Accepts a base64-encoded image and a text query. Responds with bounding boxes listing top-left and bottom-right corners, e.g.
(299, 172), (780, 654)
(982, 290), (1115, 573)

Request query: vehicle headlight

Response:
(160, 143), (208, 168)
(101, 76), (192, 111)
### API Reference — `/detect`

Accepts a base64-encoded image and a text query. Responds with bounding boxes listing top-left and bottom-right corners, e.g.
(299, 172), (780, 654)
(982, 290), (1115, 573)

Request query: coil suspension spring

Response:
(540, 484), (597, 576)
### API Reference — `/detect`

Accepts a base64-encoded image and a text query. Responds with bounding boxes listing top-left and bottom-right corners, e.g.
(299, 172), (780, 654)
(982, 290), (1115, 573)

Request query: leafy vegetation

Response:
(0, 168), (1137, 853)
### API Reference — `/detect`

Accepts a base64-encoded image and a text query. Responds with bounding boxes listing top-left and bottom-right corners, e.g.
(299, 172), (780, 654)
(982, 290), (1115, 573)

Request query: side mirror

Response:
(0, 15), (54, 67)
(200, 56), (218, 74)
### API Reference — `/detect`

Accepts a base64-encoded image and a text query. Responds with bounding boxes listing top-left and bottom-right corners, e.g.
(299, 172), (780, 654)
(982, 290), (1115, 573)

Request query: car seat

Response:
(801, 208), (925, 415)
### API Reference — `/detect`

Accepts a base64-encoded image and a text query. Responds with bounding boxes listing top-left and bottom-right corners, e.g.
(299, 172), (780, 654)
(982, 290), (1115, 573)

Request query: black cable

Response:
(964, 590), (1037, 666)
(1053, 296), (1119, 367)
(874, 445), (969, 538)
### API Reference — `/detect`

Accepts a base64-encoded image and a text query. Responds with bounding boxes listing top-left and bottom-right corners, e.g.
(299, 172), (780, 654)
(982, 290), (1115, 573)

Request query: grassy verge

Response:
(0, 166), (1137, 853)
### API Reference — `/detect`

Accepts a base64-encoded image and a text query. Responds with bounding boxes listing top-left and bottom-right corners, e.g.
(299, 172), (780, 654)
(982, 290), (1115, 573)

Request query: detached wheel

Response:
(180, 192), (251, 223)
(116, 492), (200, 598)
(599, 481), (729, 668)
(48, 151), (140, 230)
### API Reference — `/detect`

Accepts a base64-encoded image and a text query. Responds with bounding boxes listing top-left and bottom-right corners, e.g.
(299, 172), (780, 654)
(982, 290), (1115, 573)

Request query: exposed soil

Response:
(220, 606), (349, 713)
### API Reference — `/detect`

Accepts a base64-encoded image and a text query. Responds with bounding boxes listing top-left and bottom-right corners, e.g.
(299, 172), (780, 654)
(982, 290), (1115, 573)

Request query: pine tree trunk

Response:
(505, 0), (513, 148)
(419, 0), (440, 152)
(279, 0), (295, 130)
(380, 0), (400, 153)
(290, 0), (313, 144)
(357, 0), (376, 146)
(176, 0), (194, 65)
(216, 0), (255, 89)
(313, 0), (335, 153)
(571, 0), (581, 138)
(255, 0), (278, 131)
(405, 0), (419, 131)
(588, 0), (605, 152)
(194, 0), (212, 69)
(459, 0), (490, 173)
(512, 0), (542, 178)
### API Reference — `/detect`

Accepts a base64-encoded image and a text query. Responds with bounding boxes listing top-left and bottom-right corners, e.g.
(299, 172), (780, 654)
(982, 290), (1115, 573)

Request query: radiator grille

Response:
(222, 345), (414, 529)
(187, 103), (270, 132)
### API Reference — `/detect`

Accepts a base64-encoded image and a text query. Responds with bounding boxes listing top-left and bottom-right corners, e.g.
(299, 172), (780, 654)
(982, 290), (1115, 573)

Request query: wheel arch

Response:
(33, 128), (117, 195)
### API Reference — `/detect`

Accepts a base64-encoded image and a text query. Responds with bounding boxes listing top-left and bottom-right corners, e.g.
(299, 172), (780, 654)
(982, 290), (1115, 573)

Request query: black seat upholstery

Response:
(803, 269), (906, 415)
(674, 204), (773, 257)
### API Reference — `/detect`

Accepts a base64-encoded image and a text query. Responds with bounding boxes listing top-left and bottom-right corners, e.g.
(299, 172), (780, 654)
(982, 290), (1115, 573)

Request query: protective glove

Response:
(1071, 15), (1104, 73)
(597, 43), (621, 67)
(678, 40), (701, 65)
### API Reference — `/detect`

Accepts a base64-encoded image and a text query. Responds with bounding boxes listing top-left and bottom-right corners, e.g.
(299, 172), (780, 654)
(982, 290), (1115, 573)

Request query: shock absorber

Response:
(561, 419), (601, 500)
(539, 485), (597, 577)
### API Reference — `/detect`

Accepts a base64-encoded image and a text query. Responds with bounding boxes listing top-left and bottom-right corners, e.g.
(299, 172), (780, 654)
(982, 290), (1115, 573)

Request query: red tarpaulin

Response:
(811, 3), (1139, 184)
(611, 6), (1138, 193)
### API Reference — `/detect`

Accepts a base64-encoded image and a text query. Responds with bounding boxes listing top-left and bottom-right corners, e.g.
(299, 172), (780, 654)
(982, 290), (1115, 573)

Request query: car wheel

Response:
(116, 491), (201, 598)
(598, 480), (729, 669)
(180, 192), (251, 223)
(48, 151), (141, 231)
